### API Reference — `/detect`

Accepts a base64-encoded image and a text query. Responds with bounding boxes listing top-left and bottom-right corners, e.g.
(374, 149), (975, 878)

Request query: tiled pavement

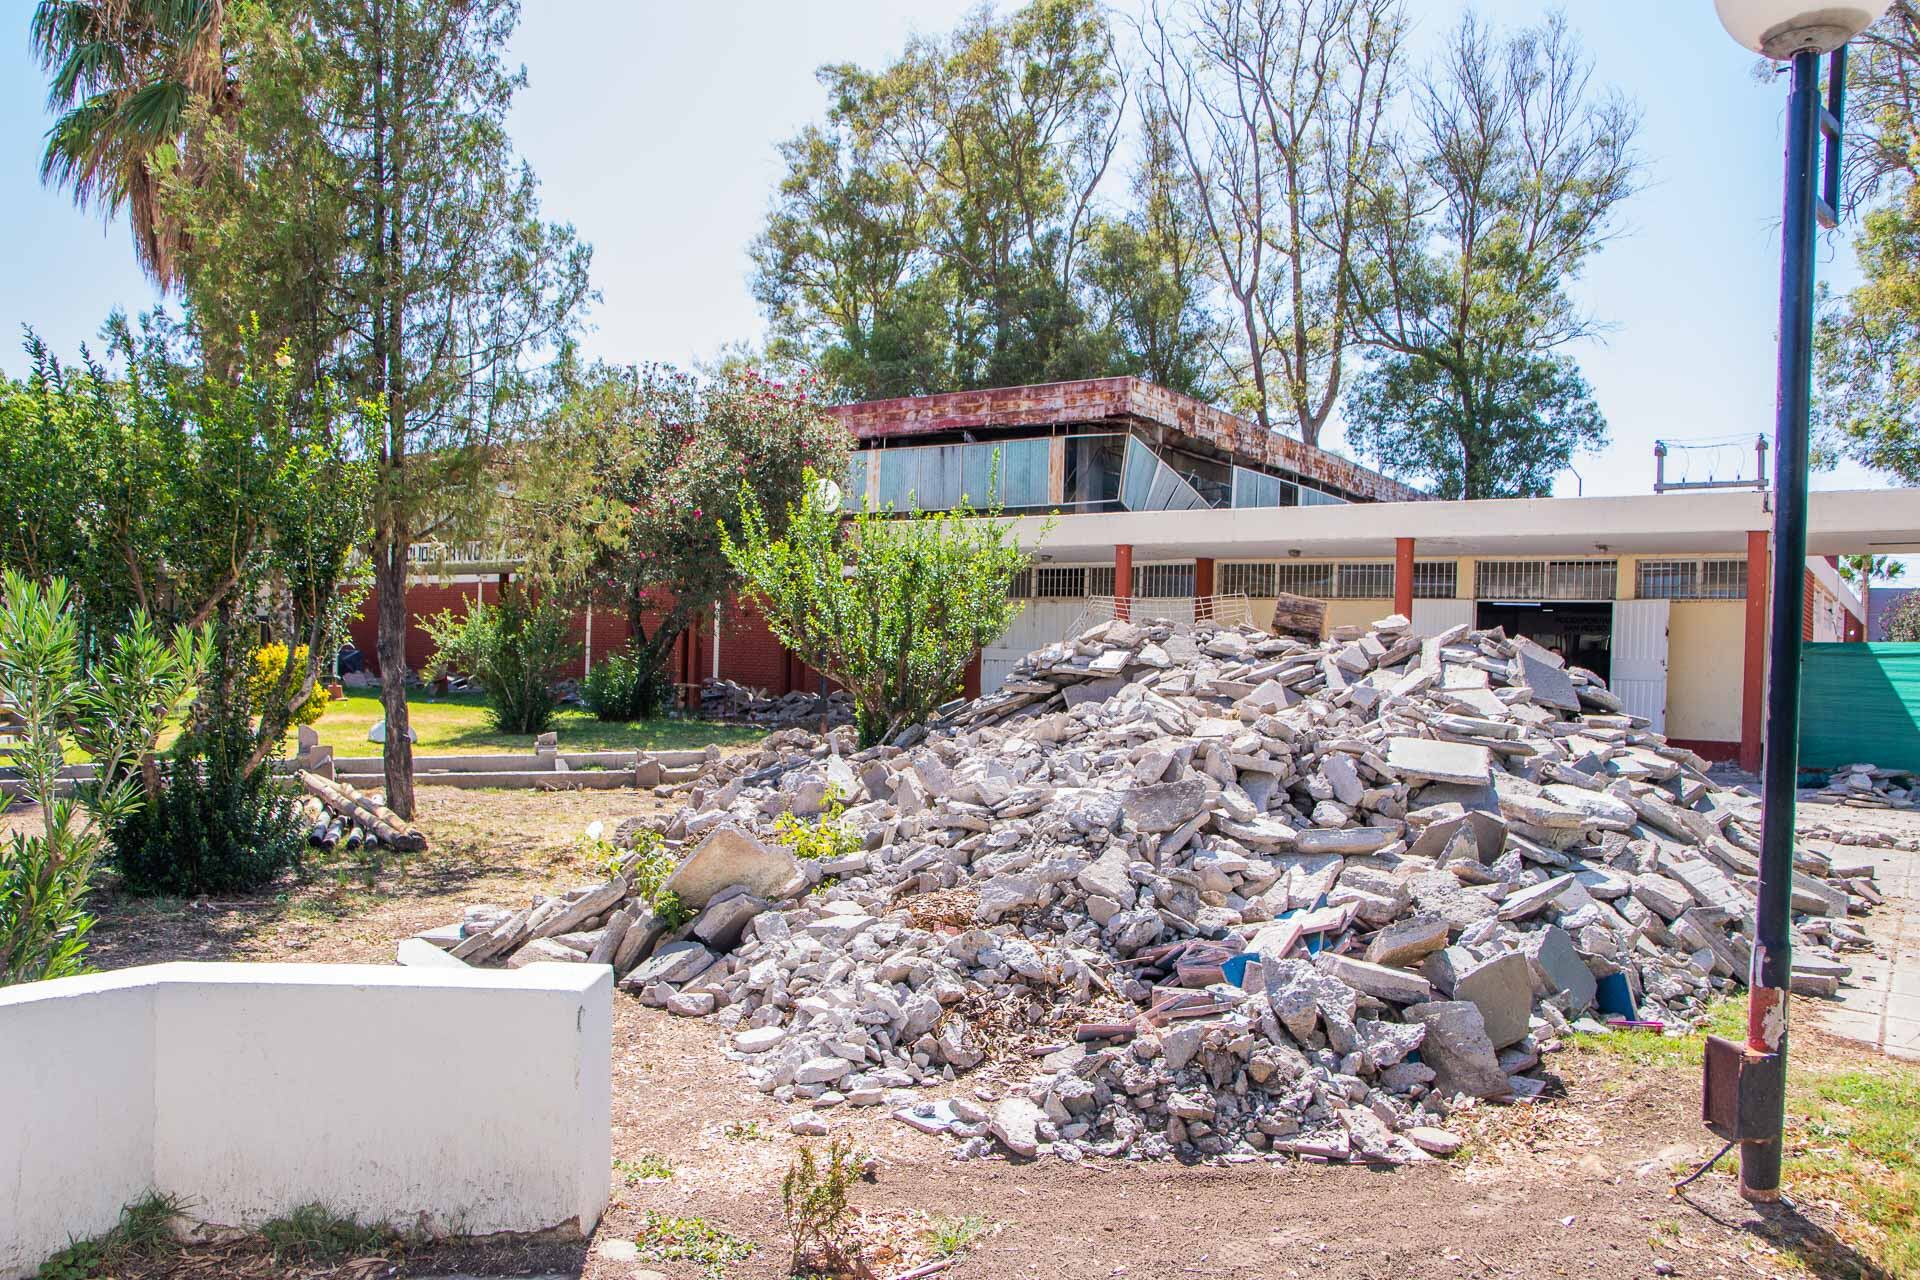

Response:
(1814, 836), (1920, 1061)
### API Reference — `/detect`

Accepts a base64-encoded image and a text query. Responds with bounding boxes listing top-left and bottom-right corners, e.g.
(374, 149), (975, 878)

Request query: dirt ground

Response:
(42, 784), (1920, 1280)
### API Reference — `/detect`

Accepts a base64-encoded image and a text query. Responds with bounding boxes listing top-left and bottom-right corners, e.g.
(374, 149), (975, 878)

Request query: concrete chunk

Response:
(1385, 737), (1493, 786)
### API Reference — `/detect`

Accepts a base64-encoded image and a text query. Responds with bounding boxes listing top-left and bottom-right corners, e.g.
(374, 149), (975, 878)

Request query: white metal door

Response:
(981, 601), (1085, 693)
(1410, 599), (1475, 638)
(1610, 598), (1670, 732)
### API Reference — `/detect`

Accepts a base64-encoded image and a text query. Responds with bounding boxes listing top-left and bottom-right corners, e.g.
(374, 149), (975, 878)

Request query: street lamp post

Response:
(1710, 0), (1891, 1203)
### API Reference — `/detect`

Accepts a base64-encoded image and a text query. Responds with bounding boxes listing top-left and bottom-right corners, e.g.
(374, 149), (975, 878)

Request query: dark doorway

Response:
(1475, 600), (1615, 683)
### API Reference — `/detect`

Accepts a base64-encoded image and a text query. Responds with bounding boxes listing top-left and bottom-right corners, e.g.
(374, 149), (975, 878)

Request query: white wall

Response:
(0, 962), (611, 1279)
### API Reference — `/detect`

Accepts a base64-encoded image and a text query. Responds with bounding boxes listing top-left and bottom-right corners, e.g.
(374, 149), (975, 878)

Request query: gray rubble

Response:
(702, 677), (853, 728)
(417, 615), (1880, 1166)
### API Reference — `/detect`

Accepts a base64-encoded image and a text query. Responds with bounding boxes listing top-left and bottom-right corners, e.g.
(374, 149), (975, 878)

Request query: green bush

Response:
(110, 721), (305, 896)
(1, 573), (205, 985)
(720, 467), (1035, 747)
(580, 645), (670, 721)
(422, 588), (579, 735)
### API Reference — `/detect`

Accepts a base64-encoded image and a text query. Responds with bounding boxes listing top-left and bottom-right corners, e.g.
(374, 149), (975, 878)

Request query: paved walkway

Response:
(1813, 835), (1920, 1061)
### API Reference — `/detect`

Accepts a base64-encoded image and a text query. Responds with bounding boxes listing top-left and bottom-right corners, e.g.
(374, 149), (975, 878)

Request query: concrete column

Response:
(963, 653), (982, 700)
(1114, 544), (1133, 622)
(1742, 529), (1770, 773)
(1393, 537), (1415, 619)
(1195, 557), (1215, 604)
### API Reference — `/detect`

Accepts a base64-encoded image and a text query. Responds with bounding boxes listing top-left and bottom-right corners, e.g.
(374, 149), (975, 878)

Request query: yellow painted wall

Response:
(1666, 600), (1745, 744)
(1326, 599), (1396, 632)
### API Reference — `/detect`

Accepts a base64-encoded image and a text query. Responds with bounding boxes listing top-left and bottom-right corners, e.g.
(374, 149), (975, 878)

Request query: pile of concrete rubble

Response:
(1812, 762), (1920, 811)
(418, 616), (1881, 1166)
(701, 677), (853, 728)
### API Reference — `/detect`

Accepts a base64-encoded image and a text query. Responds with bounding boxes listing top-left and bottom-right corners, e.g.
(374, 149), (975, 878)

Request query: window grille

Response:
(1474, 558), (1618, 601)
(1337, 563), (1395, 599)
(1087, 566), (1116, 597)
(1411, 560), (1457, 599)
(1132, 563), (1197, 598)
(1220, 562), (1277, 596)
(1007, 570), (1032, 600)
(1635, 558), (1747, 600)
(1273, 563), (1337, 597)
(1034, 566), (1087, 598)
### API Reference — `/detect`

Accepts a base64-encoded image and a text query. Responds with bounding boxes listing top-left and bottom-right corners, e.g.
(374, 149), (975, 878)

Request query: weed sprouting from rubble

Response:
(437, 614), (1879, 1167)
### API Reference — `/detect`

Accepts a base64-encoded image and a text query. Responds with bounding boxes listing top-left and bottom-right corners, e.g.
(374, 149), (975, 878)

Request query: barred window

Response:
(1133, 563), (1196, 598)
(1220, 562), (1277, 596)
(1475, 558), (1618, 601)
(1007, 569), (1032, 600)
(1636, 558), (1747, 600)
(1411, 560), (1457, 599)
(1033, 566), (1088, 598)
(1273, 563), (1336, 597)
(1087, 566), (1116, 597)
(1337, 563), (1395, 599)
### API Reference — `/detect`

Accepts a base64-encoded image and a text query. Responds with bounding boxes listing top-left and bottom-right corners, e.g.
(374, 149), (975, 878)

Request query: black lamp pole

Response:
(1742, 44), (1845, 1203)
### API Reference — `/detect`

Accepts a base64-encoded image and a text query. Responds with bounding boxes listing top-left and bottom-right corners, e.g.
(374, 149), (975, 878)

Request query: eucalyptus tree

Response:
(1343, 12), (1640, 498)
(1141, 0), (1405, 443)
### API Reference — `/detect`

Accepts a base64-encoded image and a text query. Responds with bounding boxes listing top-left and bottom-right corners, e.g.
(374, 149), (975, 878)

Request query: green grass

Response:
(616, 1153), (675, 1183)
(925, 1213), (990, 1259)
(1565, 996), (1745, 1069)
(48, 689), (763, 763)
(286, 690), (765, 756)
(36, 1192), (187, 1279)
(632, 1212), (755, 1279)
(1574, 997), (1919, 1276)
(256, 1203), (396, 1262)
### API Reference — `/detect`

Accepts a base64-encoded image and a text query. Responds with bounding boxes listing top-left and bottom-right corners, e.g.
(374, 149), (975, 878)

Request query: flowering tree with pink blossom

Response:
(518, 362), (853, 714)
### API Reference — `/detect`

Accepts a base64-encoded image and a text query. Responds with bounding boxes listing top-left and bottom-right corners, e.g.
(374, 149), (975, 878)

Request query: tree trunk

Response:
(375, 526), (416, 820)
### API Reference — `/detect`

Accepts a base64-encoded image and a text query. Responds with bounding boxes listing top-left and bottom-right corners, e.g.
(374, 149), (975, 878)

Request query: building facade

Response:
(354, 378), (1914, 772)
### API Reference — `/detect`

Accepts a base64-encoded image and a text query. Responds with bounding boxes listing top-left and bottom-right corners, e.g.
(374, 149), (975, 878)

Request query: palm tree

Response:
(30, 0), (236, 290)
(1840, 553), (1907, 639)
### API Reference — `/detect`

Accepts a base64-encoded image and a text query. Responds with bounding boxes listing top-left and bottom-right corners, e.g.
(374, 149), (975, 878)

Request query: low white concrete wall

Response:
(0, 962), (611, 1279)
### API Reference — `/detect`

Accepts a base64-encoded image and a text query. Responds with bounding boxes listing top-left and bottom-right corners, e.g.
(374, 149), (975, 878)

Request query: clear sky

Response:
(0, 0), (1907, 522)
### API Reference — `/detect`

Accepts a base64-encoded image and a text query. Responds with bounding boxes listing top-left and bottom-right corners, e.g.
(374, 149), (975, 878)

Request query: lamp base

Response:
(1758, 10), (1874, 58)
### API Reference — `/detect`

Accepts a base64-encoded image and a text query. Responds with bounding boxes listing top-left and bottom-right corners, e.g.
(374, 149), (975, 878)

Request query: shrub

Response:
(773, 799), (863, 862)
(721, 467), (1036, 747)
(1, 574), (205, 985)
(618, 828), (693, 928)
(110, 719), (306, 896)
(780, 1138), (866, 1276)
(248, 642), (331, 726)
(580, 645), (670, 721)
(422, 588), (579, 735)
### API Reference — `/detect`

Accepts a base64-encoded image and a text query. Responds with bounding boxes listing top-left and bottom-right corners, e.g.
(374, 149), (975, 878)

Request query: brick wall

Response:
(345, 584), (810, 692)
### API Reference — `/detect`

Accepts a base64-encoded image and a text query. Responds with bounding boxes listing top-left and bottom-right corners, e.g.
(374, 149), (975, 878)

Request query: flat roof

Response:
(826, 377), (1424, 504)
(995, 487), (1920, 561)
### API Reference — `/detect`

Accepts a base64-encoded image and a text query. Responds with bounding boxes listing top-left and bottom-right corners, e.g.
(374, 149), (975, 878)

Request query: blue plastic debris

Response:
(1594, 971), (1638, 1020)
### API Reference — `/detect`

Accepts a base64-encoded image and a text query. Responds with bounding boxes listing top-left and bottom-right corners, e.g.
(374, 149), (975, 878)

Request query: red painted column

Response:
(1114, 544), (1133, 622)
(682, 614), (702, 710)
(1394, 537), (1416, 619)
(963, 653), (982, 699)
(1742, 529), (1769, 774)
(1194, 557), (1215, 622)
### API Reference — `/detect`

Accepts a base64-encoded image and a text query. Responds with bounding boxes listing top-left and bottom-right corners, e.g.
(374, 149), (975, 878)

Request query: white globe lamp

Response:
(1713, 0), (1894, 58)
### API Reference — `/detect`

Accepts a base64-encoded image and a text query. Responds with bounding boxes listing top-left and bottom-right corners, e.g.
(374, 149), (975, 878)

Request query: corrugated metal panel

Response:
(1410, 599), (1474, 638)
(981, 601), (1086, 693)
(1799, 643), (1920, 771)
(1611, 599), (1670, 734)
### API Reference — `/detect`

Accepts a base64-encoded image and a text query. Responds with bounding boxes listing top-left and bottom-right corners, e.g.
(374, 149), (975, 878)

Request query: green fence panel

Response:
(1799, 642), (1920, 772)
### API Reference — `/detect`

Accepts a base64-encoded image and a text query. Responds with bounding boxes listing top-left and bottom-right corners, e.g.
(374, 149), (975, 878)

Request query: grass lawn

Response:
(1572, 997), (1920, 1276)
(290, 690), (765, 756)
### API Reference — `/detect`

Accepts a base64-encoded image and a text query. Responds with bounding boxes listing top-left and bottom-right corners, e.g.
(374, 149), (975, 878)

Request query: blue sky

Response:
(0, 0), (1904, 520)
